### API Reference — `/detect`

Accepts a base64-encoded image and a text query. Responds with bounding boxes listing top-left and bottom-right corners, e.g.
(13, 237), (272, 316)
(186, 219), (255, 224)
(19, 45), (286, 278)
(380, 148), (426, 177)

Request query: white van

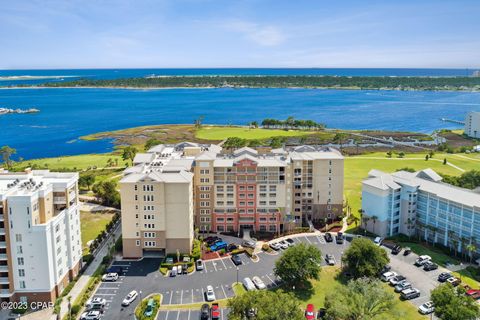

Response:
(170, 266), (178, 277)
(177, 264), (183, 275)
(243, 277), (256, 291)
(414, 255), (431, 266)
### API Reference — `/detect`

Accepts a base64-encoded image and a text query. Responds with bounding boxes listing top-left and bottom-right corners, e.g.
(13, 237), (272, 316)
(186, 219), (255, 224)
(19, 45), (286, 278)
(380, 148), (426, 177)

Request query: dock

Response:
(440, 118), (465, 125)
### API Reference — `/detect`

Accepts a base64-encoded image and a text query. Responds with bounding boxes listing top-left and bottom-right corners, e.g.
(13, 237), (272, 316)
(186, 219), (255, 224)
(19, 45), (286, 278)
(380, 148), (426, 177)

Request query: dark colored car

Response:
(182, 263), (188, 274)
(423, 261), (438, 271)
(231, 254), (242, 266)
(438, 272), (452, 282)
(335, 232), (344, 244)
(200, 303), (210, 320)
(286, 238), (295, 245)
(380, 265), (391, 275)
(391, 245), (402, 255)
(205, 236), (221, 245)
(403, 247), (412, 256)
(106, 266), (124, 274)
(317, 308), (326, 319)
(242, 240), (256, 249)
(227, 243), (238, 252)
(324, 232), (333, 242)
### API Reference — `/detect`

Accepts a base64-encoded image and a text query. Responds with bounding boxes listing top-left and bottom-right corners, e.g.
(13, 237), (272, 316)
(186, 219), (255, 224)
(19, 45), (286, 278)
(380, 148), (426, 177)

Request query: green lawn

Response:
(80, 210), (114, 254)
(14, 153), (124, 171)
(232, 282), (246, 296)
(292, 267), (425, 319)
(196, 126), (314, 140)
(397, 242), (461, 267)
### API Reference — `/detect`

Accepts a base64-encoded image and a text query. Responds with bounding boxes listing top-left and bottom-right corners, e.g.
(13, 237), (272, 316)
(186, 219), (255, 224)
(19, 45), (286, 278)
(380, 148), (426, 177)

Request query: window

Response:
(17, 257), (24, 265)
(269, 225), (277, 232)
(15, 234), (22, 242)
(200, 201), (210, 207)
(200, 193), (210, 199)
(134, 185), (138, 191)
(19, 269), (25, 277)
(200, 169), (210, 174)
(144, 241), (156, 247)
(200, 209), (210, 215)
(200, 178), (210, 183)
(216, 225), (225, 232)
(136, 240), (140, 246)
(19, 281), (26, 289)
(17, 246), (23, 254)
(200, 186), (211, 191)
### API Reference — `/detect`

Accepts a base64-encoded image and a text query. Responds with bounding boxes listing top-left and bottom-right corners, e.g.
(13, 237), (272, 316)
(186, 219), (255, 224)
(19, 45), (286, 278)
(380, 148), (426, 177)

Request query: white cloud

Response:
(226, 20), (285, 46)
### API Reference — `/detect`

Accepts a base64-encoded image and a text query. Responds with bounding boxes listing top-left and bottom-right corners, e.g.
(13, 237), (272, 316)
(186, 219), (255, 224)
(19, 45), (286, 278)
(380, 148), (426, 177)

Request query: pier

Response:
(440, 118), (465, 125)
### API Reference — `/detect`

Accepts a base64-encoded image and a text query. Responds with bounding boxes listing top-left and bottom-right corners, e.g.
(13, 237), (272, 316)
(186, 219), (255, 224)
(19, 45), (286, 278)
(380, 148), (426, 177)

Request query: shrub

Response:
(135, 294), (161, 320)
(70, 304), (81, 314)
(191, 239), (202, 261)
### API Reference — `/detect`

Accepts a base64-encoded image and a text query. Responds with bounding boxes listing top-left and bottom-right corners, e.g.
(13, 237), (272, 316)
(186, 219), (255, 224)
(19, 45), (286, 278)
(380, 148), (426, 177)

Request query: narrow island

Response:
(0, 107), (40, 115)
(16, 75), (480, 91)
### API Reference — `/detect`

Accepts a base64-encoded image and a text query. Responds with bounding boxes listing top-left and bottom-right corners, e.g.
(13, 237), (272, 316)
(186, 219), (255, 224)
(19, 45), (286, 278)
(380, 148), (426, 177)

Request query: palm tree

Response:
(371, 215), (378, 235)
(362, 215), (370, 236)
(447, 230), (456, 253)
(467, 243), (477, 263)
(460, 237), (469, 260)
(0, 145), (16, 169)
(416, 221), (425, 242)
(352, 215), (360, 228)
(426, 225), (439, 246)
(404, 218), (415, 239)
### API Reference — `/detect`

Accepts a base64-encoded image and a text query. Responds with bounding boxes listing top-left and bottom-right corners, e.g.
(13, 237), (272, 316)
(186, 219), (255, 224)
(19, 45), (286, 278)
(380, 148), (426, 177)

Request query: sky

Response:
(1, 0), (480, 69)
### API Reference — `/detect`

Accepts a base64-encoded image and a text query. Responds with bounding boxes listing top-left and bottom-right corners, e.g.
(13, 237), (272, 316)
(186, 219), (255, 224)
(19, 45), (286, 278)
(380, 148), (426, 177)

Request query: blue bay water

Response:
(1, 87), (479, 160)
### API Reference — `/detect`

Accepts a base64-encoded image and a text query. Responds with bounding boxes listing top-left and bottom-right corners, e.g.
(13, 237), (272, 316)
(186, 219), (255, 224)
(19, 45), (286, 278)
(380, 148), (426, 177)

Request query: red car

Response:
(305, 304), (316, 320)
(467, 289), (480, 300)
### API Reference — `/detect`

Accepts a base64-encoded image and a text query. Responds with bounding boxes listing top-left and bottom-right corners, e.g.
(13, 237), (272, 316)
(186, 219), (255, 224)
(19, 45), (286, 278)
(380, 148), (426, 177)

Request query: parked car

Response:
(305, 304), (316, 320)
(182, 263), (189, 274)
(196, 259), (204, 271)
(466, 289), (480, 300)
(317, 308), (326, 319)
(403, 247), (412, 256)
(252, 276), (266, 290)
(269, 242), (281, 251)
(122, 290), (138, 306)
(177, 264), (183, 275)
(447, 277), (461, 287)
(391, 245), (402, 255)
(80, 311), (101, 320)
(389, 275), (406, 286)
(231, 254), (242, 266)
(418, 301), (435, 315)
(278, 240), (289, 249)
(381, 271), (398, 282)
(414, 255), (431, 266)
(206, 285), (216, 301)
(227, 243), (238, 252)
(324, 233), (333, 242)
(144, 298), (155, 317)
(211, 303), (220, 320)
(380, 265), (391, 275)
(210, 241), (228, 251)
(336, 232), (344, 244)
(423, 261), (438, 271)
(286, 238), (295, 246)
(204, 236), (221, 245)
(401, 288), (420, 300)
(101, 272), (118, 282)
(373, 237), (383, 246)
(394, 281), (412, 293)
(243, 277), (256, 291)
(242, 240), (256, 249)
(325, 254), (335, 266)
(170, 266), (178, 277)
(182, 256), (190, 263)
(438, 272), (452, 282)
(200, 303), (210, 320)
(85, 297), (106, 310)
(165, 257), (174, 264)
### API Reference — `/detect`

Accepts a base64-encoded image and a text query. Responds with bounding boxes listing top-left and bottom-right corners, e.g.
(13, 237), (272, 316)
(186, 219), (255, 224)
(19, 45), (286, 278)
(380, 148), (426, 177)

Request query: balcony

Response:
(53, 197), (67, 204)
(0, 277), (9, 284)
(0, 243), (6, 249)
(0, 289), (12, 297)
(0, 266), (8, 272)
(0, 214), (3, 221)
(0, 254), (7, 260)
(0, 229), (5, 235)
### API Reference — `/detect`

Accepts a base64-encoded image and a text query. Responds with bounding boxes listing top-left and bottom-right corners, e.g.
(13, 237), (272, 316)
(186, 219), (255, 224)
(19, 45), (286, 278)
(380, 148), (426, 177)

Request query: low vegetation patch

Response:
(135, 294), (161, 320)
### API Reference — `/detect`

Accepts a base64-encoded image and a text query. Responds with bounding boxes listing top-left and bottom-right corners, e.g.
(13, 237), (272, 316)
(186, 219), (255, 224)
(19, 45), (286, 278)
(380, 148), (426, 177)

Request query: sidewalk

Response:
(23, 223), (122, 320)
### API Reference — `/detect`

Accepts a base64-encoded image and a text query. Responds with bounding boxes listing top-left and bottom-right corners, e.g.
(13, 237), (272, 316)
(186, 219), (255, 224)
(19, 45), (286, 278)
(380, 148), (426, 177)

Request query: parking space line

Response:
(191, 289), (194, 303)
(165, 310), (169, 320)
(221, 284), (227, 299)
(176, 310), (180, 320)
(213, 261), (218, 272)
(265, 274), (277, 285)
(220, 258), (227, 269)
(180, 290), (184, 304)
(188, 309), (191, 320)
(93, 293), (116, 296)
(304, 235), (312, 244)
(169, 291), (173, 305)
(204, 262), (208, 273)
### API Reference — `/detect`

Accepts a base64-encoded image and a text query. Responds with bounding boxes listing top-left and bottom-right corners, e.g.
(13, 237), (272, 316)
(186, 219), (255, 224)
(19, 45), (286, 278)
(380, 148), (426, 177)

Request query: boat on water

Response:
(0, 107), (40, 115)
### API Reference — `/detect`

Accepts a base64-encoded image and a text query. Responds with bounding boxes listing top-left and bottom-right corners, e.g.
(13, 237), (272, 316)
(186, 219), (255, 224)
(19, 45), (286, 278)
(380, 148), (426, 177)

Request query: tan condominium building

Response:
(120, 142), (344, 258)
(0, 168), (82, 304)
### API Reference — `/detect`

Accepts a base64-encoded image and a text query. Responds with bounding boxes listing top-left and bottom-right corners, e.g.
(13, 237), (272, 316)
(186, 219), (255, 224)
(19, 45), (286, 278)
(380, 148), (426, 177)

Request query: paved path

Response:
(346, 156), (466, 172)
(80, 201), (120, 212)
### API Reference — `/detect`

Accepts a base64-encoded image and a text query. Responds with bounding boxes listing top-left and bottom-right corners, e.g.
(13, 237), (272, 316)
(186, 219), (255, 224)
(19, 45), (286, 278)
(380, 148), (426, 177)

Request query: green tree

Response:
(144, 138), (162, 151)
(333, 132), (348, 149)
(324, 277), (395, 320)
(398, 152), (405, 158)
(431, 283), (480, 320)
(269, 137), (285, 148)
(443, 158), (447, 165)
(78, 174), (95, 190)
(0, 146), (16, 169)
(273, 243), (322, 286)
(248, 139), (262, 147)
(227, 290), (304, 320)
(342, 238), (389, 278)
(92, 181), (120, 208)
(122, 146), (138, 164)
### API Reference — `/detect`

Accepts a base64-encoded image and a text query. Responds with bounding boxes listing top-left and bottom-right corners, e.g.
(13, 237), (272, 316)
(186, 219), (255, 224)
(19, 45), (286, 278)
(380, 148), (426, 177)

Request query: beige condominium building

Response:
(120, 142), (344, 258)
(0, 168), (82, 303)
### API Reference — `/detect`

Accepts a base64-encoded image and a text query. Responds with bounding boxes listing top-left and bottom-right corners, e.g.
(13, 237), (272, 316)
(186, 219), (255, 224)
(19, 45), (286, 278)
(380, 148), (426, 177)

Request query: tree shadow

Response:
(279, 280), (315, 301)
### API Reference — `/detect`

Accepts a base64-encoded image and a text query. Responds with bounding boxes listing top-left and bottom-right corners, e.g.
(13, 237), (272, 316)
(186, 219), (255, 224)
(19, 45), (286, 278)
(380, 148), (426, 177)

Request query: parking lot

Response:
(156, 308), (230, 320)
(90, 232), (452, 319)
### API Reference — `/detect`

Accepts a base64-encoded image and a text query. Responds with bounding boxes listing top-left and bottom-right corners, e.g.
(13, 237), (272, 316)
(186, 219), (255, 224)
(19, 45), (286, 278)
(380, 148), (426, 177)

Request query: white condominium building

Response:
(465, 111), (480, 138)
(0, 168), (82, 303)
(120, 142), (344, 259)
